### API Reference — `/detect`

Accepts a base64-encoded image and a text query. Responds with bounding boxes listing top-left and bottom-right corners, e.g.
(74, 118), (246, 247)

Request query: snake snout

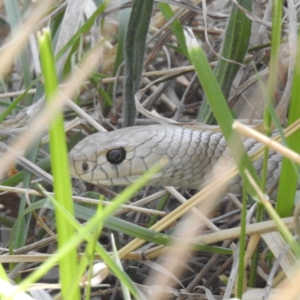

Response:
(68, 147), (86, 173)
(68, 148), (81, 178)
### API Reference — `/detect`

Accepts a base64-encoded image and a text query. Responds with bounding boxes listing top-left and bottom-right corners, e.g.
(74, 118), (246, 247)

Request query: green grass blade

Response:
(68, 204), (104, 300)
(184, 27), (260, 198)
(198, 0), (252, 124)
(12, 84), (46, 250)
(105, 0), (131, 114)
(0, 80), (38, 123)
(158, 3), (188, 58)
(38, 28), (80, 299)
(123, 0), (154, 126)
(72, 202), (231, 254)
(147, 194), (169, 228)
(0, 264), (9, 282)
(261, 0), (282, 191)
(245, 170), (300, 257)
(12, 142), (40, 250)
(276, 8), (300, 217)
(247, 1), (282, 286)
(250, 1), (282, 284)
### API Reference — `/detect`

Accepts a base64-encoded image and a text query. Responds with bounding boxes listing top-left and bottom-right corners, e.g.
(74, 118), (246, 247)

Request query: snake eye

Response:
(107, 148), (126, 164)
(82, 161), (89, 172)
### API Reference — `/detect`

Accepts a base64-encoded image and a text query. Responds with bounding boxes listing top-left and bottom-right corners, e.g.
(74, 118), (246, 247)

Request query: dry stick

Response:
(0, 66), (196, 98)
(233, 121), (300, 164)
(186, 239), (234, 292)
(0, 185), (163, 216)
(206, 256), (234, 288)
(65, 96), (106, 132)
(0, 142), (53, 184)
(10, 220), (296, 261)
(10, 217), (296, 258)
(195, 217), (295, 245)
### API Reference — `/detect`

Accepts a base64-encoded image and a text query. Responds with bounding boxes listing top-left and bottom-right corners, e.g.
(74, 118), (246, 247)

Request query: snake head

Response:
(68, 126), (171, 186)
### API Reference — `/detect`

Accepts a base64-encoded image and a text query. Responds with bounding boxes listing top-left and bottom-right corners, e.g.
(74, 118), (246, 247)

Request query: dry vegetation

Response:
(0, 0), (299, 299)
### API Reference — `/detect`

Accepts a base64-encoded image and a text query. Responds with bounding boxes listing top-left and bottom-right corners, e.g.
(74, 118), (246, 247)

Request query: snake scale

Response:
(68, 125), (283, 194)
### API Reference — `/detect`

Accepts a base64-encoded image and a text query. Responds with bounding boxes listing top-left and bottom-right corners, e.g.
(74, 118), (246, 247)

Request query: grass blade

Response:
(158, 3), (188, 58)
(276, 8), (300, 217)
(184, 27), (260, 198)
(198, 0), (252, 124)
(38, 28), (80, 299)
(124, 0), (154, 126)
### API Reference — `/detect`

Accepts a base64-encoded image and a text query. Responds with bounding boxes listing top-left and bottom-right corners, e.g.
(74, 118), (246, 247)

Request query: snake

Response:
(68, 125), (284, 194)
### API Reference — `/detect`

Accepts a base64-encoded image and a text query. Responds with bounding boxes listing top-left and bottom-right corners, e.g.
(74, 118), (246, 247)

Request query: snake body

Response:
(68, 125), (283, 194)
